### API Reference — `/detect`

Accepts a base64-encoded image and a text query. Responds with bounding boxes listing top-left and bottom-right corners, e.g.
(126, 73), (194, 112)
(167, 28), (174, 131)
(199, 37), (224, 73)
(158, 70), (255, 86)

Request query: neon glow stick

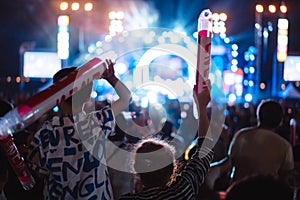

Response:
(195, 9), (212, 94)
(0, 57), (108, 137)
(290, 118), (296, 147)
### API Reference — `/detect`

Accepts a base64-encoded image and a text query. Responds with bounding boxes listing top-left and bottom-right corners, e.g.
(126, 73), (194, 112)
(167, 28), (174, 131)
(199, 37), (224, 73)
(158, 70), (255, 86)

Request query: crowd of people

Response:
(0, 60), (299, 199)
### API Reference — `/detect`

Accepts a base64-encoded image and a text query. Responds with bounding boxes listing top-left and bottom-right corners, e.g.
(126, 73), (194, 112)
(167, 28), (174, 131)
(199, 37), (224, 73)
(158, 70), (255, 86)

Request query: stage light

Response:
(6, 76), (11, 83)
(280, 2), (287, 13)
(268, 4), (276, 13)
(244, 52), (250, 61)
(260, 83), (265, 90)
(245, 93), (252, 102)
(228, 93), (237, 102)
(248, 80), (254, 87)
(277, 18), (289, 62)
(108, 11), (124, 35)
(71, 2), (80, 11)
(108, 11), (116, 20)
(212, 26), (220, 34)
(232, 44), (238, 51)
(244, 102), (250, 108)
(57, 15), (70, 60)
(16, 76), (21, 83)
(60, 2), (68, 11)
(219, 13), (227, 21)
(193, 32), (198, 39)
(232, 50), (238, 58)
(249, 66), (255, 74)
(220, 25), (226, 34)
(232, 59), (238, 66)
(231, 65), (238, 72)
(220, 33), (226, 39)
(212, 13), (220, 21)
(88, 44), (96, 53)
(249, 54), (255, 61)
(84, 2), (93, 12)
(224, 37), (230, 44)
(256, 4), (264, 13)
(114, 62), (127, 75)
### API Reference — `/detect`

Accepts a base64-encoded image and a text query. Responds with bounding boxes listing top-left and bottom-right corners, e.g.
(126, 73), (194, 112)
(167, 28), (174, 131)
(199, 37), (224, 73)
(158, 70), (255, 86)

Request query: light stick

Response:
(0, 57), (108, 137)
(195, 9), (212, 94)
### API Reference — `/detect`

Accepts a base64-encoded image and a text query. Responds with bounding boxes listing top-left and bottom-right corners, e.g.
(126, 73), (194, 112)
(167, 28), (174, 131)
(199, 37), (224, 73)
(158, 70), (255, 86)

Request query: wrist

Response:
(106, 75), (119, 86)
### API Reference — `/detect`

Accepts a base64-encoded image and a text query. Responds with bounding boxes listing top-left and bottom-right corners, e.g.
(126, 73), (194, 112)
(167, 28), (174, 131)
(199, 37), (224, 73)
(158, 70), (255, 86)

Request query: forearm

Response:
(106, 76), (131, 115)
(198, 107), (212, 139)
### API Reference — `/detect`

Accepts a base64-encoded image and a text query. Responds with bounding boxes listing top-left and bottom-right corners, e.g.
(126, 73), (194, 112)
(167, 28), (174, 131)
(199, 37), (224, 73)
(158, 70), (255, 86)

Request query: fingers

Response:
(104, 59), (114, 73)
(107, 59), (113, 66)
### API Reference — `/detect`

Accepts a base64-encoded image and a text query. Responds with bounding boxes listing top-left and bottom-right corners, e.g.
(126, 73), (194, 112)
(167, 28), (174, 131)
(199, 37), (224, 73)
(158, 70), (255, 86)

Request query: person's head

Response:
(133, 138), (176, 188)
(225, 174), (293, 200)
(53, 67), (93, 109)
(256, 99), (283, 129)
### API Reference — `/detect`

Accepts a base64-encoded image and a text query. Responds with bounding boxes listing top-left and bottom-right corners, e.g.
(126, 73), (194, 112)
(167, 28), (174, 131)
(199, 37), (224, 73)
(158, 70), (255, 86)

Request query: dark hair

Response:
(53, 67), (77, 83)
(226, 174), (293, 200)
(133, 138), (175, 188)
(53, 67), (92, 106)
(256, 99), (283, 129)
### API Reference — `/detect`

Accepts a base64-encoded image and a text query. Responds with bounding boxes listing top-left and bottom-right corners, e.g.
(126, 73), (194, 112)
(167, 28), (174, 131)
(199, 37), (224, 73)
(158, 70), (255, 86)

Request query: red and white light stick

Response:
(0, 57), (108, 137)
(195, 9), (212, 94)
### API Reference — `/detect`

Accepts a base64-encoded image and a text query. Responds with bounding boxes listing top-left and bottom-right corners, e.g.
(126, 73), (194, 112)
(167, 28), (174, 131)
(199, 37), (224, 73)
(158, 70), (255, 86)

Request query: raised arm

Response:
(102, 60), (131, 116)
(194, 81), (212, 139)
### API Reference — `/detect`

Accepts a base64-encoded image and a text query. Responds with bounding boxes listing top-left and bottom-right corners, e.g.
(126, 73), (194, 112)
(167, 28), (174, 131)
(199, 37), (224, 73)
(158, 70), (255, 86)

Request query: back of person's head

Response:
(256, 99), (283, 129)
(225, 174), (293, 200)
(133, 138), (176, 188)
(53, 67), (93, 107)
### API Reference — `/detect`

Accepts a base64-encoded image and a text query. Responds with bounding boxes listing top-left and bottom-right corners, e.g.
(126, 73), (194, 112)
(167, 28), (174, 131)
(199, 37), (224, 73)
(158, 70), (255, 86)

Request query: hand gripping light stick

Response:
(0, 57), (108, 137)
(195, 9), (212, 94)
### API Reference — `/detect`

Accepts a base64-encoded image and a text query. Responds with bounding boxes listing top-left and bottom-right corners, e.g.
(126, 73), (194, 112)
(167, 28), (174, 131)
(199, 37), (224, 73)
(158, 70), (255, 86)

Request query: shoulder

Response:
(235, 126), (257, 136)
(231, 126), (258, 142)
(272, 133), (293, 148)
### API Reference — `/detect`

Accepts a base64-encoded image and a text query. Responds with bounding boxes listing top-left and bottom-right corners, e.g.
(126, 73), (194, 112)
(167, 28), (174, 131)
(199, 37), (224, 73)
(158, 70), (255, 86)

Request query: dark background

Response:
(0, 0), (299, 77)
